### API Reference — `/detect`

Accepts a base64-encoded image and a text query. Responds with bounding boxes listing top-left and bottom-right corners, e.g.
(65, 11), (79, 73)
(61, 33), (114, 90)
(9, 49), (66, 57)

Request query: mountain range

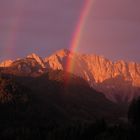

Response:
(0, 49), (140, 103)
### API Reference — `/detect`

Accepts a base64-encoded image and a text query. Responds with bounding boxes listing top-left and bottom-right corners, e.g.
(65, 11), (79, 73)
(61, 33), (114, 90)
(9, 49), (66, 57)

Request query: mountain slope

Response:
(0, 56), (46, 76)
(0, 70), (126, 122)
(44, 49), (140, 103)
(0, 70), (128, 139)
(0, 60), (13, 67)
(1, 49), (140, 103)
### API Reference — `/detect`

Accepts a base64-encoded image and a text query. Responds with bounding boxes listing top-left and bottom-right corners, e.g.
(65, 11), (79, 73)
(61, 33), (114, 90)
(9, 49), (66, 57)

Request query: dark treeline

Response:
(0, 72), (140, 140)
(0, 115), (139, 140)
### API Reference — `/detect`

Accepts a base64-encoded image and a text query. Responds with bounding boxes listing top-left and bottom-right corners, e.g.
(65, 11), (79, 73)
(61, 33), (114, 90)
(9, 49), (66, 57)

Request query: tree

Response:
(128, 97), (140, 128)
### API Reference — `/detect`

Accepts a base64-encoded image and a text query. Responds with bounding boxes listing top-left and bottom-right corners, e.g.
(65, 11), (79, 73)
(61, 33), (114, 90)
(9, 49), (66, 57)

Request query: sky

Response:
(0, 0), (140, 62)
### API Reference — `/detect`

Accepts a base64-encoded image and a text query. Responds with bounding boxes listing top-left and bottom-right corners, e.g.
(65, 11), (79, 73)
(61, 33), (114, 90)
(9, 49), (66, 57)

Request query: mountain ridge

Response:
(1, 49), (140, 103)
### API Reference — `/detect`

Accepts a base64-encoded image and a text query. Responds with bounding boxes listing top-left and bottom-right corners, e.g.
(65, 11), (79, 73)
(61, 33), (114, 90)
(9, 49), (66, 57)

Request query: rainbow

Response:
(3, 0), (25, 59)
(65, 0), (94, 82)
(66, 0), (93, 73)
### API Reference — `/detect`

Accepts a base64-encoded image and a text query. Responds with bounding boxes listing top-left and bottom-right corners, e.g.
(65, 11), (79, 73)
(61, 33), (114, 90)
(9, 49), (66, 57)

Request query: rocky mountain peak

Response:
(27, 53), (41, 60)
(1, 49), (140, 103)
(54, 49), (70, 57)
(44, 50), (140, 103)
(44, 49), (71, 71)
(27, 53), (45, 68)
(0, 60), (13, 67)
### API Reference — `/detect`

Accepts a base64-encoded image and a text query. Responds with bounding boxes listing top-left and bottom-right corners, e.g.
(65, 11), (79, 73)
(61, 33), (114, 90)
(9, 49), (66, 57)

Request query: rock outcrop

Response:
(44, 49), (140, 103)
(0, 60), (13, 67)
(1, 49), (140, 103)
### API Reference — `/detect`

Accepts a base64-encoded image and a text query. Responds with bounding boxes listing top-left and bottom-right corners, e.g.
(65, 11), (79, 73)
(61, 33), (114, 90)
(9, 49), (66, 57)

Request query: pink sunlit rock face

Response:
(0, 60), (13, 67)
(1, 49), (140, 103)
(45, 50), (140, 103)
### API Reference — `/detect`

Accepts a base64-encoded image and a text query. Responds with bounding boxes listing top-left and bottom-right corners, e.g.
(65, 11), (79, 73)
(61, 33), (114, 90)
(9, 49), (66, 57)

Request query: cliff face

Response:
(0, 55), (46, 77)
(0, 60), (13, 67)
(0, 49), (140, 103)
(44, 50), (140, 103)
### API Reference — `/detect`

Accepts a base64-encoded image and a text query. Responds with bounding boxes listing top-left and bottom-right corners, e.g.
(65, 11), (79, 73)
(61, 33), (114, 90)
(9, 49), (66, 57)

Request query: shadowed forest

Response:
(0, 70), (140, 140)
